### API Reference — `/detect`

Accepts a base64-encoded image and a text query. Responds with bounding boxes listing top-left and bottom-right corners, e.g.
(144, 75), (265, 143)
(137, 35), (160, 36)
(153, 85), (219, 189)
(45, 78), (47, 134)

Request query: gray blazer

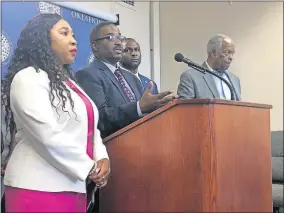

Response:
(177, 62), (241, 101)
(75, 59), (144, 138)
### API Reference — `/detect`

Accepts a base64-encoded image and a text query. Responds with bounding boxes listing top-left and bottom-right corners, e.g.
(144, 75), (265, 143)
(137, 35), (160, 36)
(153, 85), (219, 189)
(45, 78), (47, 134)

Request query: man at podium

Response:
(75, 22), (176, 138)
(177, 34), (241, 101)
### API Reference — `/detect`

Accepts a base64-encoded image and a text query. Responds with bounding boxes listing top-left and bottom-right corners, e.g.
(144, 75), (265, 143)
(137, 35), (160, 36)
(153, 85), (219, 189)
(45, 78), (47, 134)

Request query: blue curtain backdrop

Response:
(1, 1), (105, 78)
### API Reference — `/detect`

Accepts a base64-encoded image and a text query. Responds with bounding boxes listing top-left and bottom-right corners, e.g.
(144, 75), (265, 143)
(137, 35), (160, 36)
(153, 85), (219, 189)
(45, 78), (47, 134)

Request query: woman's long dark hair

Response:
(2, 13), (76, 136)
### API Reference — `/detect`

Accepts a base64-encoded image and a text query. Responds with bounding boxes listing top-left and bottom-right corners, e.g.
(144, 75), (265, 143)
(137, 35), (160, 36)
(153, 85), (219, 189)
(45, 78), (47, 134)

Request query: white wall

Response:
(159, 2), (283, 131)
(151, 2), (161, 89)
(76, 2), (283, 131)
(80, 1), (152, 79)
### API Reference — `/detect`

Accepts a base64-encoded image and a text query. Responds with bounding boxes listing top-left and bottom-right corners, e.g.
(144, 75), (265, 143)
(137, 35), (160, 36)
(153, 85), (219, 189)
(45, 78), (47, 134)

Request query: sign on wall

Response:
(1, 1), (108, 78)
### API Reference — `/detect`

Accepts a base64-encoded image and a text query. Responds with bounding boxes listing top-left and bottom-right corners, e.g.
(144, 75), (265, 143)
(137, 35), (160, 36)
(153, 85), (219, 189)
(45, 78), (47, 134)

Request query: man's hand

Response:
(89, 158), (110, 188)
(139, 81), (178, 113)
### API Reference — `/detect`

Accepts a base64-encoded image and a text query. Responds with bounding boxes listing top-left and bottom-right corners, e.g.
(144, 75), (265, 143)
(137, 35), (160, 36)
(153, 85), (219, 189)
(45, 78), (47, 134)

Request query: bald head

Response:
(206, 34), (236, 72)
(122, 38), (138, 48)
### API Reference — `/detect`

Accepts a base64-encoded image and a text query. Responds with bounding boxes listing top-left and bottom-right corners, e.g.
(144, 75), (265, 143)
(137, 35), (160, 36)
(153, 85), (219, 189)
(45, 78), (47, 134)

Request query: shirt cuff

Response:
(137, 101), (144, 117)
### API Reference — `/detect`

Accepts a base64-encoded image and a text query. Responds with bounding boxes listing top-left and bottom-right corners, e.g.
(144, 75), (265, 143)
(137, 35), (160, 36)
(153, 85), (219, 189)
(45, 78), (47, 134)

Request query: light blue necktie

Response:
(220, 80), (227, 99)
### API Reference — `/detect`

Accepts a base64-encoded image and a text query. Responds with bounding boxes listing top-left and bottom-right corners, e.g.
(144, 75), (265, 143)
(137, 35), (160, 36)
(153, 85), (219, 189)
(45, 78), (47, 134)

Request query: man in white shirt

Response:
(177, 34), (241, 101)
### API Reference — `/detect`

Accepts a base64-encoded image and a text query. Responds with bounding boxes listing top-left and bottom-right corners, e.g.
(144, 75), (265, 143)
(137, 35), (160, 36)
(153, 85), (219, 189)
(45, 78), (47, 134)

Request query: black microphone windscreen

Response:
(174, 53), (184, 62)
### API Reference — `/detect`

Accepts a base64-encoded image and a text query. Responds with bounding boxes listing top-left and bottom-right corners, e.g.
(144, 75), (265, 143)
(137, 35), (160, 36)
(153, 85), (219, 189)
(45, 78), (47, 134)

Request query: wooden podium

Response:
(99, 99), (273, 212)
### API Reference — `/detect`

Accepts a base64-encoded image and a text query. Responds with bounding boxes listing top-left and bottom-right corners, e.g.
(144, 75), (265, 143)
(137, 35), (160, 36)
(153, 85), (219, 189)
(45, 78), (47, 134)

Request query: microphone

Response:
(175, 53), (206, 74)
(174, 53), (236, 101)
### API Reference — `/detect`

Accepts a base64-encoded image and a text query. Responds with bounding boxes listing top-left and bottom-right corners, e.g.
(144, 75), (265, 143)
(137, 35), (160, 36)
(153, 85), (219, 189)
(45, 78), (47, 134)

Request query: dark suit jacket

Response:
(138, 73), (159, 95)
(75, 59), (144, 138)
(1, 131), (3, 154)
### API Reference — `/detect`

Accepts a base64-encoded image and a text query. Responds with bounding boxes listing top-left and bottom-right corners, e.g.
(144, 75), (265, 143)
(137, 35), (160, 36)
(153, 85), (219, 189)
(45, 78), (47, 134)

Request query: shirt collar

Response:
(117, 62), (140, 78)
(205, 61), (214, 72)
(205, 61), (227, 76)
(102, 61), (117, 74)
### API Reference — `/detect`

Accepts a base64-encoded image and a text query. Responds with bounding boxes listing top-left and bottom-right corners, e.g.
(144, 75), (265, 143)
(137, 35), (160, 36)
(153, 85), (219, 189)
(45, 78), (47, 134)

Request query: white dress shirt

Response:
(102, 62), (143, 117)
(205, 61), (231, 100)
(4, 66), (109, 193)
(134, 72), (141, 82)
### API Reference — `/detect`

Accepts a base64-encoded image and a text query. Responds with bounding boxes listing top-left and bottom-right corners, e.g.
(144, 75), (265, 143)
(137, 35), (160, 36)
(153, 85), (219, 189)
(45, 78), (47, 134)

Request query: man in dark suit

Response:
(119, 38), (159, 95)
(177, 34), (241, 101)
(75, 22), (176, 138)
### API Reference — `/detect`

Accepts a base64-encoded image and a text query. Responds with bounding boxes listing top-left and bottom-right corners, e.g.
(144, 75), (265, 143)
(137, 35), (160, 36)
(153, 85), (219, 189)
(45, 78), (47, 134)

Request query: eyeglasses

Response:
(94, 35), (126, 42)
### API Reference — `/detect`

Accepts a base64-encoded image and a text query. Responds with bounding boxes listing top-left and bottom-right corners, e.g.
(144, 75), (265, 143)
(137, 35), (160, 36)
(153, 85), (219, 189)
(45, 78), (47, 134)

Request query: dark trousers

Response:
(1, 194), (5, 213)
(87, 182), (99, 213)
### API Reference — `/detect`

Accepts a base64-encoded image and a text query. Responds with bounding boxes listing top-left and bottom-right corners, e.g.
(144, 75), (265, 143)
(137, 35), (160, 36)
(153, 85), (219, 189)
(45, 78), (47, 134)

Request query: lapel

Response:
(121, 69), (143, 99)
(116, 63), (143, 99)
(201, 62), (220, 98)
(224, 72), (240, 101)
(91, 59), (129, 102)
(138, 74), (148, 90)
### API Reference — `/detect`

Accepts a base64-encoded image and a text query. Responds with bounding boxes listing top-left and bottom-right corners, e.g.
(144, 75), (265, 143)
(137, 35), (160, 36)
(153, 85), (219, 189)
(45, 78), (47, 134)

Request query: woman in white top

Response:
(2, 13), (110, 212)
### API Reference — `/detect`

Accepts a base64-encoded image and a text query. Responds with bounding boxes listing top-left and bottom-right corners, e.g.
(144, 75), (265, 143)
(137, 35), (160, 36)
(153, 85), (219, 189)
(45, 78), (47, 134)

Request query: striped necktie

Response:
(114, 69), (136, 102)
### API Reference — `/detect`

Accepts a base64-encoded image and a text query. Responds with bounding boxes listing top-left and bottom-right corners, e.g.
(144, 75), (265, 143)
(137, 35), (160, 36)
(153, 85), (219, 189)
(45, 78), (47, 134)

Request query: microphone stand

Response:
(186, 62), (236, 101)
